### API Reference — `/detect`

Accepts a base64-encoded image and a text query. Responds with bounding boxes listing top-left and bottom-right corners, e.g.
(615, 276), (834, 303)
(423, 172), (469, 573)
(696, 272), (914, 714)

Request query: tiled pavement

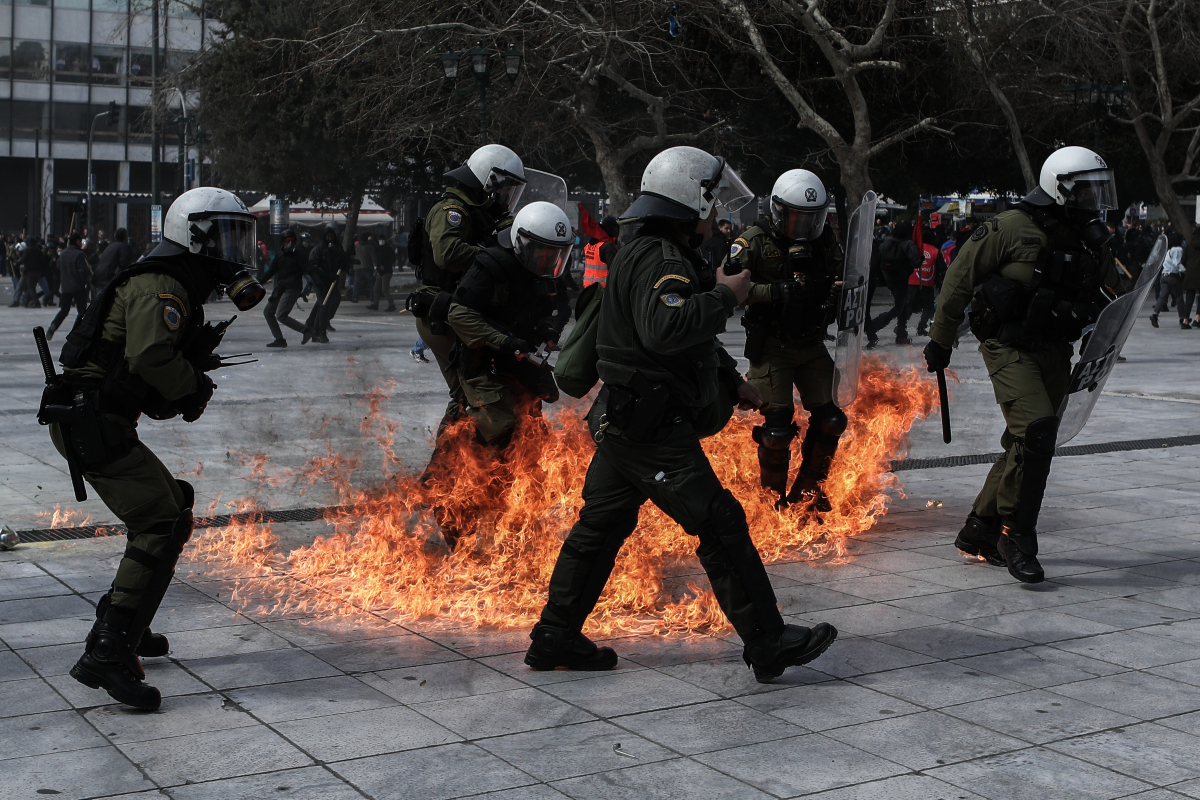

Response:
(3, 443), (1200, 800)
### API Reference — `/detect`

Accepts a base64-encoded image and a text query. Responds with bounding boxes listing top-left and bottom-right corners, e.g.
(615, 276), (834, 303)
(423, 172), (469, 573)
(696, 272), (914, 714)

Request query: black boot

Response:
(752, 422), (795, 502)
(70, 618), (161, 710)
(786, 474), (832, 513)
(96, 592), (170, 658)
(45, 320), (60, 340)
(524, 623), (617, 671)
(786, 408), (845, 514)
(955, 512), (1004, 566)
(743, 623), (838, 683)
(998, 518), (1044, 583)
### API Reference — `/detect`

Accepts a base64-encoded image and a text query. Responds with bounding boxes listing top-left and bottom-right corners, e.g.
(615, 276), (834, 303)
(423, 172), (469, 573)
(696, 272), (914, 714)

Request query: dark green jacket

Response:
(596, 223), (742, 411)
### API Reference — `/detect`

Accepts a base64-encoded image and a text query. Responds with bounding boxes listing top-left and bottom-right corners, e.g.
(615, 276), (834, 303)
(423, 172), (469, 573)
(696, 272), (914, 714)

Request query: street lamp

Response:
(1067, 79), (1134, 149)
(439, 41), (522, 145)
(86, 101), (120, 237)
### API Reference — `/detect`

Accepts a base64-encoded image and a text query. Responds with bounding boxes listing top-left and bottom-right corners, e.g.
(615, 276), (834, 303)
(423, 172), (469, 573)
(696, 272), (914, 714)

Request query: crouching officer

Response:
(448, 201), (571, 448)
(526, 147), (838, 682)
(40, 187), (265, 709)
(732, 170), (846, 512)
(924, 146), (1121, 584)
(408, 144), (527, 441)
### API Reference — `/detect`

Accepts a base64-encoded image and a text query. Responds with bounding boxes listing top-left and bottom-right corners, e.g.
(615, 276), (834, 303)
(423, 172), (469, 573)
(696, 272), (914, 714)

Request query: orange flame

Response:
(191, 356), (938, 636)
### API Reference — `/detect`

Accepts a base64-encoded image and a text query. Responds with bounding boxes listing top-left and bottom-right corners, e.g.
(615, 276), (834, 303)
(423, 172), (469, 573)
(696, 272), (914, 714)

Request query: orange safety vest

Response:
(582, 241), (608, 288)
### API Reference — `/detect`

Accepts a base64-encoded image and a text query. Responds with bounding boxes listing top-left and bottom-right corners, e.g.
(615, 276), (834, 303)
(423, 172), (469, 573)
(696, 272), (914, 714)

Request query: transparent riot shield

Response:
(1056, 234), (1167, 445)
(831, 191), (878, 408)
(514, 169), (568, 215)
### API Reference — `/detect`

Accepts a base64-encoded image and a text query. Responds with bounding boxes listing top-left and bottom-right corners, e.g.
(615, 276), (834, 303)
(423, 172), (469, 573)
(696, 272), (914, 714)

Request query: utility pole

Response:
(151, 0), (160, 208)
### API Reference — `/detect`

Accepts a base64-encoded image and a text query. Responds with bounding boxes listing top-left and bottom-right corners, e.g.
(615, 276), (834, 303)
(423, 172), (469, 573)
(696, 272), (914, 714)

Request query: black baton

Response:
(33, 326), (88, 501)
(936, 368), (952, 444)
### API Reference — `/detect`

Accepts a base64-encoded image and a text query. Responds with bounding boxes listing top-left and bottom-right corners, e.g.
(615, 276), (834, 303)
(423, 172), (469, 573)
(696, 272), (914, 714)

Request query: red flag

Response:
(577, 203), (612, 242)
(912, 215), (924, 250)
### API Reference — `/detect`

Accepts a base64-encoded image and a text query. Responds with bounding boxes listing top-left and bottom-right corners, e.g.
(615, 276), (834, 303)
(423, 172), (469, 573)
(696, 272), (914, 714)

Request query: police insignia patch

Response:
(971, 225), (988, 241)
(447, 210), (462, 226)
(163, 306), (182, 331)
(730, 242), (744, 257)
(660, 293), (684, 307)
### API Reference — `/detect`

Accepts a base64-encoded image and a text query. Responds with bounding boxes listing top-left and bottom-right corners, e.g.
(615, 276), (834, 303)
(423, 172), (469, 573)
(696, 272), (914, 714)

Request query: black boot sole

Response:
(954, 534), (1006, 567)
(523, 647), (618, 672)
(997, 539), (1045, 584)
(70, 661), (161, 710)
(747, 624), (838, 683)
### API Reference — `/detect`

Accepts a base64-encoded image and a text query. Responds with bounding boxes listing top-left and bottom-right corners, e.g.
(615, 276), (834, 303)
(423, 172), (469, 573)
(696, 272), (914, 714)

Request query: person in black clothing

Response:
(866, 222), (922, 345)
(92, 228), (137, 296)
(14, 239), (48, 308)
(302, 225), (347, 344)
(262, 228), (309, 347)
(700, 218), (734, 272)
(47, 233), (91, 338)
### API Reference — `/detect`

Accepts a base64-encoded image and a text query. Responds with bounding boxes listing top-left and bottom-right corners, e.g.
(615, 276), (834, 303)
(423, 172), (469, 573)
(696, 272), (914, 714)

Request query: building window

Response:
(54, 43), (90, 84)
(53, 102), (91, 142)
(129, 48), (153, 85)
(13, 41), (51, 82)
(168, 0), (201, 18)
(94, 0), (129, 10)
(127, 105), (151, 145)
(92, 45), (126, 85)
(14, 0), (52, 6)
(12, 101), (49, 140)
(55, 0), (92, 9)
(0, 41), (11, 81)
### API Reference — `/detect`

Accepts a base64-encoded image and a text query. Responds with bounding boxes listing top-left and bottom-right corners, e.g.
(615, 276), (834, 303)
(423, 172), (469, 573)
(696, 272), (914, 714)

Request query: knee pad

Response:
(1023, 416), (1059, 458)
(752, 424), (797, 451)
(575, 509), (639, 555)
(176, 479), (195, 511)
(809, 402), (848, 438)
(710, 489), (750, 546)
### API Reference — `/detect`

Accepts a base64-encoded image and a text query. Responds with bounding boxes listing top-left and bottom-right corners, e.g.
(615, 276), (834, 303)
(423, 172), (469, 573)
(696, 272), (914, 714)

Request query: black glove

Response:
(923, 340), (952, 373)
(770, 280), (799, 305)
(178, 371), (216, 423)
(501, 337), (534, 357)
(534, 323), (558, 346)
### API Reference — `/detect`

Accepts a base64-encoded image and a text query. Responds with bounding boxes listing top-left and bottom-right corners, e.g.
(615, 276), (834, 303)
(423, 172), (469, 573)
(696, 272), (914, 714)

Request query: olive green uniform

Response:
(50, 271), (197, 614)
(415, 187), (507, 419)
(539, 225), (787, 648)
(930, 209), (1119, 519)
(447, 247), (556, 444)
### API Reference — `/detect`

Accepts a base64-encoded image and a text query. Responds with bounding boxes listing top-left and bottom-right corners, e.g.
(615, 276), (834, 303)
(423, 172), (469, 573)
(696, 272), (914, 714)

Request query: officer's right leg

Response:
(747, 345), (798, 501)
(415, 315), (466, 423)
(50, 426), (188, 710)
(460, 373), (519, 448)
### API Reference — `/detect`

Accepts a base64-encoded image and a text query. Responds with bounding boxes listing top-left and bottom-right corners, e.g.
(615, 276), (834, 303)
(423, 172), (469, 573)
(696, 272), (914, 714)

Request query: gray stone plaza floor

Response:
(2, 275), (1200, 799)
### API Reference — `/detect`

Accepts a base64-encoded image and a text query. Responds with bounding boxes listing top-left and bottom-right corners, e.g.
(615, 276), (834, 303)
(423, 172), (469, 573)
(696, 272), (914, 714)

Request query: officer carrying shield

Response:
(924, 146), (1122, 584)
(729, 170), (847, 512)
(447, 201), (572, 448)
(408, 145), (527, 446)
(526, 147), (838, 682)
(40, 187), (266, 709)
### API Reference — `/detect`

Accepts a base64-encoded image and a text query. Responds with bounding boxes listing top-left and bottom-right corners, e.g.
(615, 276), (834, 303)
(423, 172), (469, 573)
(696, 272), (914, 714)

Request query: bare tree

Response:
(712, 0), (948, 204)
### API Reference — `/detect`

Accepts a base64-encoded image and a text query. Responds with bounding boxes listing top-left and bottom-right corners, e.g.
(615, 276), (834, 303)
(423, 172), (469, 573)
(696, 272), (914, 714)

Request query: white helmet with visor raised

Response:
(1039, 146), (1118, 212)
(621, 146), (754, 221)
(445, 144), (527, 214)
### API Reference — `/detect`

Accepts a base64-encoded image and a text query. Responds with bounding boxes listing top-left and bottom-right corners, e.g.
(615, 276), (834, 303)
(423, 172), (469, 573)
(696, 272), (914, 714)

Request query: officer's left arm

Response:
(447, 265), (506, 349)
(634, 260), (736, 354)
(123, 287), (198, 402)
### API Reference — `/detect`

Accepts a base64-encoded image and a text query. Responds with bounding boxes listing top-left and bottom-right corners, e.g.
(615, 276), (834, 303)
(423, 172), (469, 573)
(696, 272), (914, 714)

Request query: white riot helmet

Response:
(1036, 146), (1118, 212)
(162, 187), (265, 310)
(770, 169), (831, 241)
(622, 146), (754, 221)
(444, 143), (527, 214)
(512, 201), (573, 278)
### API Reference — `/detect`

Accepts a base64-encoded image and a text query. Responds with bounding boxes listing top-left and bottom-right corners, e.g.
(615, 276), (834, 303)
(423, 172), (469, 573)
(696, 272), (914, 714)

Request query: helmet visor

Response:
(771, 196), (829, 241)
(713, 165), (754, 213)
(519, 232), (572, 278)
(489, 169), (527, 214)
(1061, 170), (1118, 211)
(197, 214), (257, 267)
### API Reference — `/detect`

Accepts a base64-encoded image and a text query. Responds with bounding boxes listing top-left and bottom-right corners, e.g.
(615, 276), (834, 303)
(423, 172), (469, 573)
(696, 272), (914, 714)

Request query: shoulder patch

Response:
(652, 274), (692, 289)
(660, 293), (685, 307)
(157, 293), (188, 314)
(661, 240), (682, 263)
(971, 225), (989, 241)
(446, 208), (463, 227)
(729, 241), (744, 257)
(163, 305), (183, 331)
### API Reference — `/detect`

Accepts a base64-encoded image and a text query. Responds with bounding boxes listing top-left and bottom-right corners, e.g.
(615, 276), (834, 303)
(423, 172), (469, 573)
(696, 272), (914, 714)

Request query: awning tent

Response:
(247, 195), (395, 230)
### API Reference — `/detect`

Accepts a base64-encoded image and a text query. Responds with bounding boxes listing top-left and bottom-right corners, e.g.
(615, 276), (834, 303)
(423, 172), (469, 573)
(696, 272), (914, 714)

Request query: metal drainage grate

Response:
(14, 434), (1200, 543)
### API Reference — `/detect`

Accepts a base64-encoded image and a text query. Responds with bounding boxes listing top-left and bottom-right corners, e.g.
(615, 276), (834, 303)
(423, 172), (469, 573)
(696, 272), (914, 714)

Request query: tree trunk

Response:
(834, 145), (874, 213)
(584, 125), (631, 217)
(342, 189), (364, 253)
(1136, 123), (1194, 243)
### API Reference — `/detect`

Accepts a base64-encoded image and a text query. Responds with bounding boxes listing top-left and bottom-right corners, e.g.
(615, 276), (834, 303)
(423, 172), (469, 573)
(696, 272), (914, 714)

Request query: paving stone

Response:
(738, 677), (924, 730)
(0, 648), (38, 681)
(361, 657), (525, 703)
(551, 757), (772, 799)
(806, 634), (938, 679)
(813, 602), (945, 636)
(1054, 598), (1197, 629)
(798, 774), (989, 800)
(227, 675), (398, 723)
(164, 623), (293, 660)
(263, 615), (410, 647)
(476, 719), (676, 781)
(657, 653), (830, 698)
(0, 709), (110, 758)
(613, 633), (742, 667)
(850, 659), (1029, 709)
(1048, 672), (1200, 720)
(872, 621), (1031, 660)
(613, 698), (804, 754)
(118, 725), (312, 787)
(48, 660), (210, 709)
(951, 645), (1128, 689)
(941, 689), (1141, 744)
(927, 747), (1151, 800)
(0, 745), (157, 799)
(307, 634), (462, 673)
(416, 686), (595, 738)
(184, 646), (343, 690)
(0, 676), (71, 717)
(0, 615), (95, 648)
(539, 668), (720, 718)
(0, 575), (74, 602)
(1047, 723), (1200, 786)
(85, 692), (260, 744)
(331, 742), (536, 800)
(821, 710), (1028, 769)
(692, 733), (906, 797)
(167, 766), (365, 800)
(274, 704), (461, 760)
(967, 609), (1123, 644)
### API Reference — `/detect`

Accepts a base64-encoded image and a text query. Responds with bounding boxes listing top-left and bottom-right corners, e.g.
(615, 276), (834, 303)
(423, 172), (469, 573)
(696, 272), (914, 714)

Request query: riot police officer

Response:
(408, 144), (527, 441)
(924, 146), (1122, 584)
(447, 201), (571, 448)
(731, 170), (846, 512)
(41, 187), (265, 709)
(526, 147), (837, 682)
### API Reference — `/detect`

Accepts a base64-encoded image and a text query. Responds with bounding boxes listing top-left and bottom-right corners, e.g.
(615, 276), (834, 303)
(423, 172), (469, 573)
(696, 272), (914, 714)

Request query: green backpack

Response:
(553, 282), (604, 398)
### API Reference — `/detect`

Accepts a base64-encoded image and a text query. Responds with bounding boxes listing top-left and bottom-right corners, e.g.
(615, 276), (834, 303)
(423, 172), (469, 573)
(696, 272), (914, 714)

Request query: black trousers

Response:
(50, 290), (90, 331)
(1154, 274), (1185, 320)
(867, 272), (912, 338)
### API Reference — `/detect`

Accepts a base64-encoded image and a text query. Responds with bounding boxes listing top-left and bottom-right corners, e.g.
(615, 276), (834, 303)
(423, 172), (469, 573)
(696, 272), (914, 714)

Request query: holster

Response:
(427, 291), (453, 336)
(405, 290), (433, 319)
(601, 372), (672, 443)
(742, 315), (768, 362)
(38, 382), (132, 470)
